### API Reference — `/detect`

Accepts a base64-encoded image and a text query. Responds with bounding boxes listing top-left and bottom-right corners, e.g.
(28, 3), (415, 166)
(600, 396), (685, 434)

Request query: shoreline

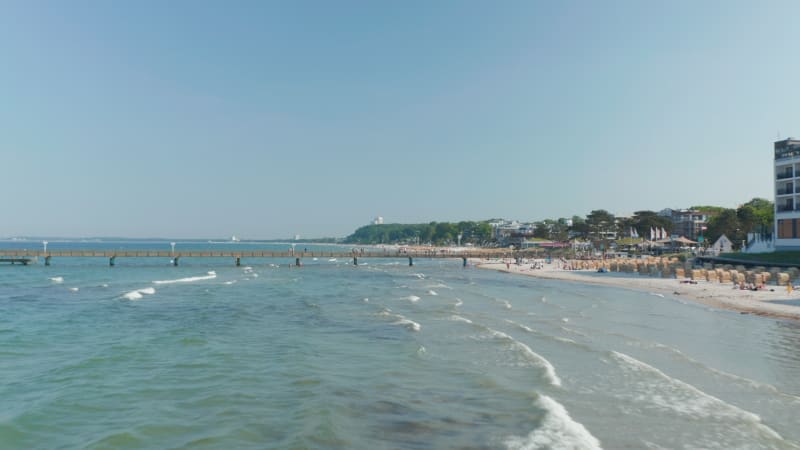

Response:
(473, 260), (800, 322)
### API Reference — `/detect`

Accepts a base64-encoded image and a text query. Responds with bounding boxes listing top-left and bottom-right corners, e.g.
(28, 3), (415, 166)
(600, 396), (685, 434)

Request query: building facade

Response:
(659, 208), (714, 241)
(774, 138), (800, 250)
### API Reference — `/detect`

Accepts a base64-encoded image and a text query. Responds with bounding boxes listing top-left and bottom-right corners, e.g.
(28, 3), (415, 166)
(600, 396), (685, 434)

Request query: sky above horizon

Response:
(2, 1), (798, 239)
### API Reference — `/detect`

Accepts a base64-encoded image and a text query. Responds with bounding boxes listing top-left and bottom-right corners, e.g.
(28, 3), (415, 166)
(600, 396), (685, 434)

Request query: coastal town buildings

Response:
(658, 208), (715, 241)
(774, 138), (800, 250)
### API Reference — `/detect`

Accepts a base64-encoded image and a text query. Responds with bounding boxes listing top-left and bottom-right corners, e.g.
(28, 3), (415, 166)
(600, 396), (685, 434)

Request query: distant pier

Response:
(0, 257), (35, 265)
(0, 249), (514, 267)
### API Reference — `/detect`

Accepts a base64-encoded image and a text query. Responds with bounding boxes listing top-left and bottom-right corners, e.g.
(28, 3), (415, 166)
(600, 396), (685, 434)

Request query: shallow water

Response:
(1, 242), (799, 449)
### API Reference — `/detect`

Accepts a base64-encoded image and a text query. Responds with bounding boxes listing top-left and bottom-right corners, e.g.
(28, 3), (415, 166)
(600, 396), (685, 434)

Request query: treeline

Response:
(343, 198), (774, 248)
(344, 221), (494, 246)
(533, 198), (773, 248)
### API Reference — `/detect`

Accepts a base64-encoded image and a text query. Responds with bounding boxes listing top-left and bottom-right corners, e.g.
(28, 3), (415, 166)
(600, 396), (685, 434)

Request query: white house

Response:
(710, 234), (733, 254)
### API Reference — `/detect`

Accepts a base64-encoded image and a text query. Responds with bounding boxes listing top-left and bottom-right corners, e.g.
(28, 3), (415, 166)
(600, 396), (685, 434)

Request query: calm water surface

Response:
(1, 241), (799, 449)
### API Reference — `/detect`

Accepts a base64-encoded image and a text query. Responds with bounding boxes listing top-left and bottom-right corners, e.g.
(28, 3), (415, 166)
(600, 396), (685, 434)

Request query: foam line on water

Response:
(377, 308), (421, 332)
(449, 315), (473, 324)
(629, 341), (800, 404)
(505, 394), (602, 450)
(487, 328), (561, 387)
(153, 271), (217, 285)
(49, 277), (64, 283)
(610, 351), (784, 440)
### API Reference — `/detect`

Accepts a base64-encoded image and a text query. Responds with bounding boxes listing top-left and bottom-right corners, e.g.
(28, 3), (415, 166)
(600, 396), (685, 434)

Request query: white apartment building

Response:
(774, 138), (800, 250)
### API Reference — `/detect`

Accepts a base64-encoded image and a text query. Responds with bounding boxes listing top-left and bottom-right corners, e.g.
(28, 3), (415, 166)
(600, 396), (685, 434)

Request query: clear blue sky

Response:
(2, 1), (798, 239)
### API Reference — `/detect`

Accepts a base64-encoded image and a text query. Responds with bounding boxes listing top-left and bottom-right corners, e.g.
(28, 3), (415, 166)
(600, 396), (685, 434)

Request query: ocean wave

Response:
(377, 308), (421, 332)
(450, 315), (473, 324)
(405, 295), (421, 303)
(505, 395), (602, 450)
(153, 271), (217, 285)
(609, 351), (783, 440)
(427, 290), (438, 296)
(122, 287), (157, 301)
(68, 287), (79, 292)
(629, 341), (800, 403)
(494, 298), (512, 309)
(393, 317), (421, 332)
(454, 299), (463, 307)
(488, 328), (562, 387)
(49, 277), (64, 283)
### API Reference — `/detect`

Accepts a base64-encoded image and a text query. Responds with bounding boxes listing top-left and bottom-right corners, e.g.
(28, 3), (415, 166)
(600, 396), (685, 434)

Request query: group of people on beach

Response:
(736, 281), (767, 292)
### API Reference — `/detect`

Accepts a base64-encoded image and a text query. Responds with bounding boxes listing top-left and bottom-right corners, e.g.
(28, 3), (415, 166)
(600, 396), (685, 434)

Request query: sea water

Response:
(1, 241), (800, 449)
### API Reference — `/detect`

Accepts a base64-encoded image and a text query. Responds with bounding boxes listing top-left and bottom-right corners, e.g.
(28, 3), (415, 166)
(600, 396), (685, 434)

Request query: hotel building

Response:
(774, 138), (800, 250)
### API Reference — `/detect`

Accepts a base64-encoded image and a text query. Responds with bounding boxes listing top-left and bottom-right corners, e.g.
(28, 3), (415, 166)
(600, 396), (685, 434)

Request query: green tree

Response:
(586, 210), (615, 240)
(631, 210), (672, 238)
(705, 209), (742, 247)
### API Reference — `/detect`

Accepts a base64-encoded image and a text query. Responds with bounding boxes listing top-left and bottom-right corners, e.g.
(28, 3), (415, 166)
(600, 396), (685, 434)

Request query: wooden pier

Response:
(0, 249), (514, 267)
(0, 257), (35, 265)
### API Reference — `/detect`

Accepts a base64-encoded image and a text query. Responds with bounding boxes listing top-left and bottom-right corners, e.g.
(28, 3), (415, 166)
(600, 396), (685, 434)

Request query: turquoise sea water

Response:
(2, 241), (800, 449)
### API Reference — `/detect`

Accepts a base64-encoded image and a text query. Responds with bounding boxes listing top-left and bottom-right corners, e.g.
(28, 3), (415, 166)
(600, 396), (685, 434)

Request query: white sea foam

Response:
(450, 315), (473, 324)
(649, 292), (665, 298)
(122, 287), (157, 301)
(378, 308), (421, 331)
(328, 258), (337, 262)
(123, 291), (143, 300)
(393, 317), (421, 332)
(506, 320), (535, 333)
(405, 295), (421, 303)
(312, 257), (318, 261)
(610, 351), (783, 440)
(427, 290), (438, 296)
(69, 287), (79, 292)
(413, 273), (425, 279)
(223, 280), (237, 285)
(505, 395), (602, 450)
(454, 299), (463, 307)
(637, 342), (800, 401)
(153, 271), (217, 285)
(362, 298), (369, 303)
(242, 266), (253, 272)
(49, 277), (64, 283)
(488, 328), (561, 387)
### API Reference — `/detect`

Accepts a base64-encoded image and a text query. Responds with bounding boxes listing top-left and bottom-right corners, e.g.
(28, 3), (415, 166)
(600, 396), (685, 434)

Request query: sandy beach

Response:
(474, 259), (800, 322)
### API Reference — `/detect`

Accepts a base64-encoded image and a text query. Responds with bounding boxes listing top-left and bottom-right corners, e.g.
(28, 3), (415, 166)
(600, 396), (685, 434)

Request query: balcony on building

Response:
(777, 198), (796, 212)
(777, 182), (795, 196)
(775, 138), (800, 161)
